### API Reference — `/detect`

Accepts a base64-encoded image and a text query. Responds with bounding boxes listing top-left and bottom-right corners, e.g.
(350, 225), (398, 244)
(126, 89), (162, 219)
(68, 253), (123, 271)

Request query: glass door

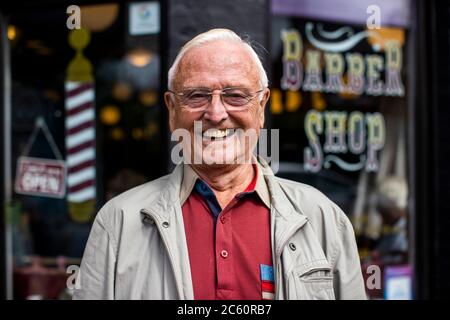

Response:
(3, 1), (164, 299)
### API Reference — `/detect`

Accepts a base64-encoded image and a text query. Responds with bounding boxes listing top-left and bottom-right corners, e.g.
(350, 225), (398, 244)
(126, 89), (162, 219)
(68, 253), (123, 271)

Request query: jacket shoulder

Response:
(274, 176), (346, 218)
(274, 176), (354, 253)
(93, 173), (173, 233)
(109, 173), (172, 209)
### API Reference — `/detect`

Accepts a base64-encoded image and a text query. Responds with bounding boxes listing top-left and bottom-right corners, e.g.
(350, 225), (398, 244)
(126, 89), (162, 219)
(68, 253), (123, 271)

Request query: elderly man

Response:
(73, 29), (366, 300)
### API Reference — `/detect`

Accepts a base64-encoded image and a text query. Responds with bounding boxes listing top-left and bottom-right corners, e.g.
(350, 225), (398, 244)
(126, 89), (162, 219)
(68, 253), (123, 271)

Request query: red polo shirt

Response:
(181, 164), (274, 300)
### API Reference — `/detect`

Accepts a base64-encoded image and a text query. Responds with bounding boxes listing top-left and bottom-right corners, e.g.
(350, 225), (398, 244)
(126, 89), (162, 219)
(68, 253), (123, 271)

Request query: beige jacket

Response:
(73, 159), (367, 300)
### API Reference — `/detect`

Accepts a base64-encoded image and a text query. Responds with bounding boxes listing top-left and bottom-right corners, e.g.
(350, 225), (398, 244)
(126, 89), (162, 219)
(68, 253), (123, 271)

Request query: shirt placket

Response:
(215, 202), (236, 300)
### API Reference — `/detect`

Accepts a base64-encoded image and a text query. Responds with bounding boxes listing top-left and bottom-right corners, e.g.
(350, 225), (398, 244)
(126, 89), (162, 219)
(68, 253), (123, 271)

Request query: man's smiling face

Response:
(165, 40), (270, 168)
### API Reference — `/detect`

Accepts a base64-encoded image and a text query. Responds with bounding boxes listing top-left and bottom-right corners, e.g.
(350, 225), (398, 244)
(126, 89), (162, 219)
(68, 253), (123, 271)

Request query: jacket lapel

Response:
(141, 164), (195, 299)
(258, 159), (309, 299)
(258, 159), (309, 255)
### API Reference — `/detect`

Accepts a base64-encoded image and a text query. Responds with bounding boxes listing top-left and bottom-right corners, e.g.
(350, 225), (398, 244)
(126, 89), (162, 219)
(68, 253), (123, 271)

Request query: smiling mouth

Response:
(202, 128), (236, 141)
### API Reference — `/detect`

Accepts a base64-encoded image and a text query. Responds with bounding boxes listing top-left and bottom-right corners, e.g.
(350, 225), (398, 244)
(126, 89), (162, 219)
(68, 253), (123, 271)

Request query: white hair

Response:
(167, 28), (268, 91)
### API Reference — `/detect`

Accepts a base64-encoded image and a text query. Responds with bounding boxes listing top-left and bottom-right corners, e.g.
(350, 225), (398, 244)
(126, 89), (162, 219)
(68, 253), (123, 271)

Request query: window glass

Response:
(8, 2), (163, 299)
(271, 0), (413, 299)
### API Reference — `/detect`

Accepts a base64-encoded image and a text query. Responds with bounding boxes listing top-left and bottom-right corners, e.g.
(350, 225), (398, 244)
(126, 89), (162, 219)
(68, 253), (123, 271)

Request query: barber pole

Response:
(65, 28), (96, 222)
(65, 82), (96, 204)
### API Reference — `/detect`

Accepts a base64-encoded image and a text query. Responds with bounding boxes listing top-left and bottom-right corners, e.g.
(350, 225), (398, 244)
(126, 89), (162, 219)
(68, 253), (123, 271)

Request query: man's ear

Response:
(259, 88), (271, 128)
(164, 91), (176, 132)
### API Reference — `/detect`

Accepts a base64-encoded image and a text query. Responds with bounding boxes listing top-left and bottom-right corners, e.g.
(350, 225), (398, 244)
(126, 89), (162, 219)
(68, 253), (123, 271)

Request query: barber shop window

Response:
(5, 1), (164, 299)
(271, 0), (414, 299)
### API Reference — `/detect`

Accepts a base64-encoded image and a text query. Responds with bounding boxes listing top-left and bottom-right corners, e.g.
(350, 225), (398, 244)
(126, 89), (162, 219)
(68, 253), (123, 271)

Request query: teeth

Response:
(203, 129), (234, 139)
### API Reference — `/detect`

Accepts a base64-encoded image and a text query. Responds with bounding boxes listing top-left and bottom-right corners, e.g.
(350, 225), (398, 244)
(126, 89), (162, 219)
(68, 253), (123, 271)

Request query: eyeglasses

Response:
(167, 87), (265, 111)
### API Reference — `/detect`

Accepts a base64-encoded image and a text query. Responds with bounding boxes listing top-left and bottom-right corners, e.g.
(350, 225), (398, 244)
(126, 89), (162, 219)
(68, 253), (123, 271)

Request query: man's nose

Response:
(203, 93), (228, 123)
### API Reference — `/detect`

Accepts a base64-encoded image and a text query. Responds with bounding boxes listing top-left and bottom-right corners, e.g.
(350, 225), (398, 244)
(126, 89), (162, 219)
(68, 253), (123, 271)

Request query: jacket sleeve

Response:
(72, 205), (117, 300)
(330, 208), (367, 300)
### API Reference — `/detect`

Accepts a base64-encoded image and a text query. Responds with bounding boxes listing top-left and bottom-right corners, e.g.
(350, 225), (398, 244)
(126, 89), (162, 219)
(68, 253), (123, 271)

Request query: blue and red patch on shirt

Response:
(260, 264), (275, 300)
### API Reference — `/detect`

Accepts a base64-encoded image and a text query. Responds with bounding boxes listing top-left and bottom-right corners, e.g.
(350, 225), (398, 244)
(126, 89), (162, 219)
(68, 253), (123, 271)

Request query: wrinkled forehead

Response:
(174, 40), (260, 89)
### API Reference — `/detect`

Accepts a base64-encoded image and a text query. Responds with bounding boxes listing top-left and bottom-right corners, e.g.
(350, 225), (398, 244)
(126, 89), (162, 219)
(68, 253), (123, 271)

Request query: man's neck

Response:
(190, 163), (255, 207)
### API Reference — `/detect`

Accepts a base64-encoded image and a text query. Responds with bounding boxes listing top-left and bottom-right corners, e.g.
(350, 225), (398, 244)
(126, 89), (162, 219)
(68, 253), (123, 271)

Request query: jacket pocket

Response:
(292, 261), (335, 300)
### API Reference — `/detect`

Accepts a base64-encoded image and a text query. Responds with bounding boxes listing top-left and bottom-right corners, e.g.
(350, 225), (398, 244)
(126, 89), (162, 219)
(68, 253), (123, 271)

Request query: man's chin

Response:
(196, 151), (254, 167)
(196, 162), (234, 170)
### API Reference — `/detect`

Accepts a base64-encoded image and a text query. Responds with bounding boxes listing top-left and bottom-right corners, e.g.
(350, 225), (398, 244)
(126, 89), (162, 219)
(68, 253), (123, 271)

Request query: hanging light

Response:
(8, 25), (17, 41)
(126, 48), (152, 68)
(110, 128), (125, 140)
(112, 82), (133, 102)
(81, 4), (119, 32)
(139, 89), (158, 106)
(100, 105), (121, 125)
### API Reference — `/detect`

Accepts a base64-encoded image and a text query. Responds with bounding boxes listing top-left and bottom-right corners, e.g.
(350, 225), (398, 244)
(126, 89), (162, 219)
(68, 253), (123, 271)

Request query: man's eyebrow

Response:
(180, 86), (211, 91)
(182, 83), (252, 89)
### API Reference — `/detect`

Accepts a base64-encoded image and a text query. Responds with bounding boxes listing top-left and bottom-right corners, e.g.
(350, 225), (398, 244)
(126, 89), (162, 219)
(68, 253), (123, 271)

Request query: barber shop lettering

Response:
(280, 26), (404, 96)
(304, 110), (385, 173)
(279, 23), (401, 172)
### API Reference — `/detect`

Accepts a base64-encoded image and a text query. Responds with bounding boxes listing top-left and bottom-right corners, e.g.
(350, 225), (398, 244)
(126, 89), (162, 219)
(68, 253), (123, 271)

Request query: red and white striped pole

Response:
(65, 82), (96, 203)
(65, 29), (96, 222)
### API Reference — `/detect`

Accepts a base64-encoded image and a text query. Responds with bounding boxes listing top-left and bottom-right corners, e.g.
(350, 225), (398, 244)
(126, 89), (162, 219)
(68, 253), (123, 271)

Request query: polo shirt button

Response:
(162, 221), (170, 228)
(220, 216), (226, 224)
(220, 250), (229, 258)
(289, 243), (296, 251)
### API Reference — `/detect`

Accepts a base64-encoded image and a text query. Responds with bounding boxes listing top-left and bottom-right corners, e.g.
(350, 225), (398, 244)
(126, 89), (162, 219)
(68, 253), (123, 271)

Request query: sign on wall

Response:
(276, 21), (405, 173)
(280, 23), (404, 96)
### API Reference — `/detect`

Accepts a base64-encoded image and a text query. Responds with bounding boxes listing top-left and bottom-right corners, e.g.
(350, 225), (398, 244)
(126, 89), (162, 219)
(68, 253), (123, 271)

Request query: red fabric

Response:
(261, 281), (275, 293)
(181, 167), (272, 300)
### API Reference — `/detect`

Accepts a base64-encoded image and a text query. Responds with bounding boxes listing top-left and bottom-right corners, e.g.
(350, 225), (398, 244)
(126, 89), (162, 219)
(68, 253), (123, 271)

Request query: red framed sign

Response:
(14, 156), (66, 199)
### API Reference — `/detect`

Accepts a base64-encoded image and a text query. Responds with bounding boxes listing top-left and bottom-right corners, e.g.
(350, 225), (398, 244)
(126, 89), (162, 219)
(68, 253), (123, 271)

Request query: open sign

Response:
(15, 157), (66, 198)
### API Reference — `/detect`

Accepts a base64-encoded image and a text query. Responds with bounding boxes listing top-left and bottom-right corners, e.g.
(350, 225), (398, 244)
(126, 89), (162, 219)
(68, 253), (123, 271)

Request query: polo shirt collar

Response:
(179, 160), (271, 209)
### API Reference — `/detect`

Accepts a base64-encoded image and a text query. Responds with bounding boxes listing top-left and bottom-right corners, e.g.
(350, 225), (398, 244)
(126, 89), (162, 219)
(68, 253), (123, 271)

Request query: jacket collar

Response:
(144, 157), (307, 220)
(179, 161), (271, 208)
(142, 164), (183, 223)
